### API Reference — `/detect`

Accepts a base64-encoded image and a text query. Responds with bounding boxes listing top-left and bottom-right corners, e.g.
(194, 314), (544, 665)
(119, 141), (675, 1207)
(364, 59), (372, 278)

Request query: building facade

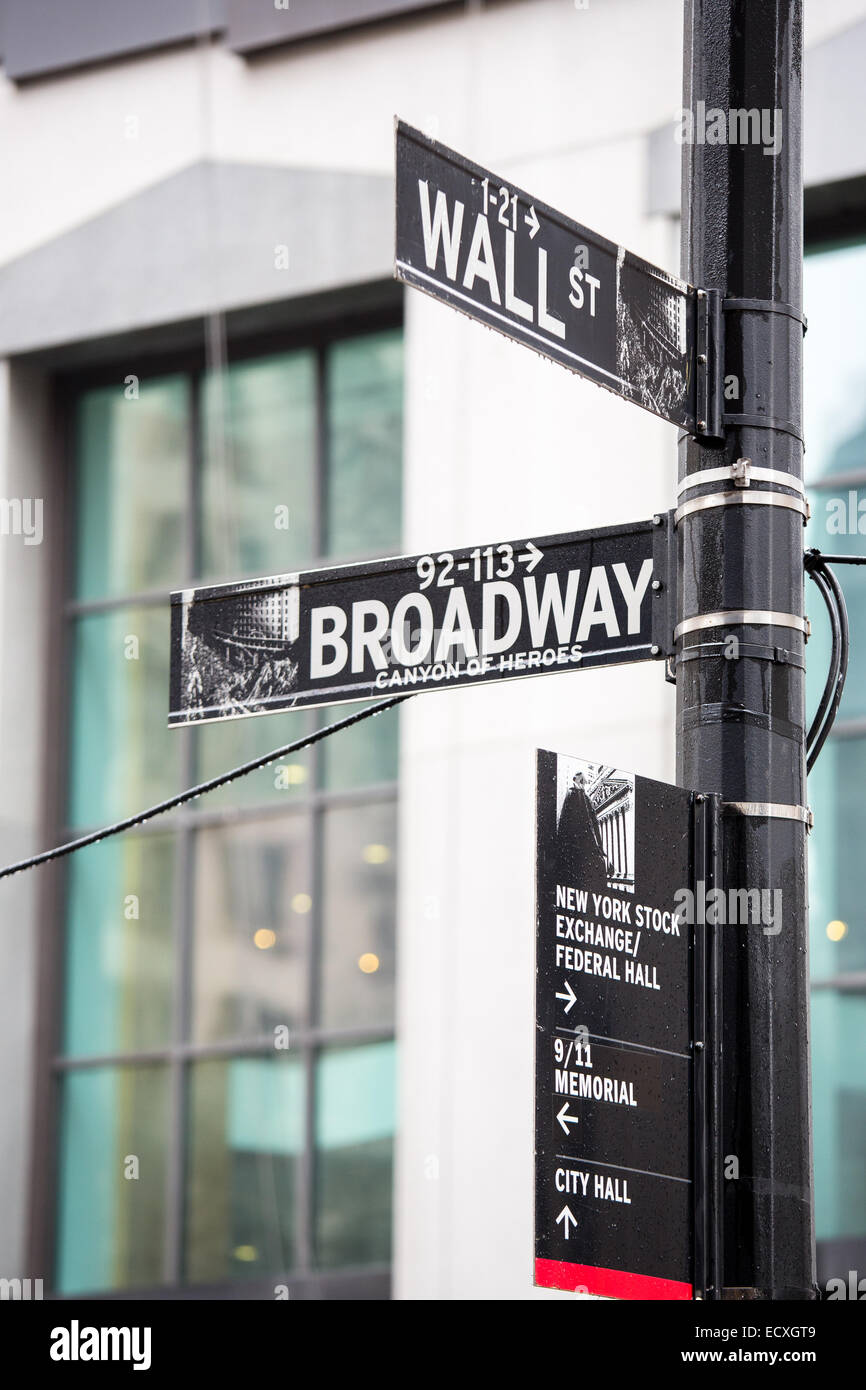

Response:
(0, 0), (863, 1300)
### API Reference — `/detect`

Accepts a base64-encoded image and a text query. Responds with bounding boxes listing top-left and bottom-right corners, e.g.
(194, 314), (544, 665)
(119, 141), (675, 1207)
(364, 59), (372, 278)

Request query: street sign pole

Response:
(677, 0), (815, 1298)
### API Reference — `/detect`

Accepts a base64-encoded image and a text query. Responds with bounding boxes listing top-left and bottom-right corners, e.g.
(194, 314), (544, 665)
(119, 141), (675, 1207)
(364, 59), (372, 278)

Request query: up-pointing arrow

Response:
(557, 1102), (580, 1134)
(518, 540), (543, 573)
(554, 978), (577, 1013)
(525, 204), (540, 239)
(556, 1205), (578, 1239)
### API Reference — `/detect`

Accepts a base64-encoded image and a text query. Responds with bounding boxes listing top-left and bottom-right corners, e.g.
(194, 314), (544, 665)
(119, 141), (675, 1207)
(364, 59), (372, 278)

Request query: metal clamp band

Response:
(675, 639), (804, 670)
(681, 704), (805, 743)
(677, 466), (806, 498)
(722, 297), (808, 332)
(721, 411), (805, 445)
(723, 801), (813, 828)
(675, 490), (809, 525)
(675, 610), (809, 640)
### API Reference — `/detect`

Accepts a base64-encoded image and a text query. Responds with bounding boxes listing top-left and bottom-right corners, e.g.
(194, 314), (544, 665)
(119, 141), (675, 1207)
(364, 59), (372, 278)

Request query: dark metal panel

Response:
(3, 0), (227, 82)
(226, 0), (456, 54)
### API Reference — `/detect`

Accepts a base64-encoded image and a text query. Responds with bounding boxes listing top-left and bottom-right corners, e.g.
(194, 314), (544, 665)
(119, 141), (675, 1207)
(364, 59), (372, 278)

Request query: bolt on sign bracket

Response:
(694, 288), (724, 442)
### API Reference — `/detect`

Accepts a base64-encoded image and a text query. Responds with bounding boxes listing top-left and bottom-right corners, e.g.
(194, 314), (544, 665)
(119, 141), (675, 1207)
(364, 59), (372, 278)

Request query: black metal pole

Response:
(678, 0), (816, 1298)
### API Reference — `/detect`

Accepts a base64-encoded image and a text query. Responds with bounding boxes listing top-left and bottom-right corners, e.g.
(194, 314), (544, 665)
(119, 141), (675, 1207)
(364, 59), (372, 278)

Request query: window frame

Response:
(28, 300), (403, 1298)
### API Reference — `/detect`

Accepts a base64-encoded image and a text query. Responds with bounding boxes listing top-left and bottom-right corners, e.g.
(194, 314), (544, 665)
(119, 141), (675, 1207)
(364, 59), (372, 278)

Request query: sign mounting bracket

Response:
(694, 288), (724, 443)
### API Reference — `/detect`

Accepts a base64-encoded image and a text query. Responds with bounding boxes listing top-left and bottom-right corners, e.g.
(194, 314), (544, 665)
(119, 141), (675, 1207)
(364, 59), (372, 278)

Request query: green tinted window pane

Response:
(319, 801), (396, 1030)
(185, 1057), (302, 1283)
(317, 701), (399, 791)
(326, 329), (403, 559)
(192, 815), (310, 1043)
(811, 992), (866, 1241)
(315, 1041), (395, 1268)
(63, 834), (175, 1056)
(808, 738), (866, 977)
(201, 353), (315, 582)
(68, 606), (178, 827)
(195, 709), (312, 810)
(75, 377), (187, 601)
(56, 1065), (169, 1293)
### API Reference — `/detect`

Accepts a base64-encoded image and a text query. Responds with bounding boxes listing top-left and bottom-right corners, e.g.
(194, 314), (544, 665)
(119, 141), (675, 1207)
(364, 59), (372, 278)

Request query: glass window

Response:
(315, 1041), (396, 1268)
(318, 700), (400, 792)
(57, 322), (402, 1295)
(63, 834), (176, 1056)
(192, 814), (310, 1043)
(185, 1057), (303, 1283)
(201, 352), (316, 582)
(195, 708), (313, 810)
(804, 238), (866, 1247)
(319, 801), (398, 1030)
(67, 605), (177, 828)
(326, 329), (403, 559)
(810, 993), (866, 1242)
(55, 1065), (170, 1294)
(75, 377), (188, 602)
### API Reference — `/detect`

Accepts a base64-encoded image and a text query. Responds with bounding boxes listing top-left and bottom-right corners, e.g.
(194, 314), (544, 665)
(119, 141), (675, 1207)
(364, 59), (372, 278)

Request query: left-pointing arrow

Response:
(556, 1205), (578, 1239)
(557, 1102), (579, 1134)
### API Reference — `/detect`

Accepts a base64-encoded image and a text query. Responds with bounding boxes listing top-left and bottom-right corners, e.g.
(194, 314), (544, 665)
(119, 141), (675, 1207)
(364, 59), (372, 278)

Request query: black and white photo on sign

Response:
(554, 754), (635, 894)
(179, 583), (300, 720)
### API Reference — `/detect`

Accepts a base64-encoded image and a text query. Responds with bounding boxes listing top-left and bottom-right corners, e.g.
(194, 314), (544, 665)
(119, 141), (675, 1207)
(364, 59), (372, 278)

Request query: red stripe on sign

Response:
(535, 1258), (692, 1301)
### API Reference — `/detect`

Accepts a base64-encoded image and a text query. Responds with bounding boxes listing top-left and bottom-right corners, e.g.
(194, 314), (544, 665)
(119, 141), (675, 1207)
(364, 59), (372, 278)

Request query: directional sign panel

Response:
(169, 519), (672, 726)
(535, 749), (694, 1300)
(396, 120), (700, 432)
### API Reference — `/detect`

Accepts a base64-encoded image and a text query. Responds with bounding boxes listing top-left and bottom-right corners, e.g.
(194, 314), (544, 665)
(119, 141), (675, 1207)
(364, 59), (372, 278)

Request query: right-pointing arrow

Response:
(556, 1205), (578, 1239)
(554, 978), (577, 1013)
(556, 1103), (580, 1134)
(518, 539), (543, 572)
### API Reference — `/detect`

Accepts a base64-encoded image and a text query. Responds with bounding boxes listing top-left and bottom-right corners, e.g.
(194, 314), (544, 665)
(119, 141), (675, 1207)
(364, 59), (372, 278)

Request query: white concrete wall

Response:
(390, 0), (866, 1302)
(393, 0), (681, 1303)
(0, 0), (859, 268)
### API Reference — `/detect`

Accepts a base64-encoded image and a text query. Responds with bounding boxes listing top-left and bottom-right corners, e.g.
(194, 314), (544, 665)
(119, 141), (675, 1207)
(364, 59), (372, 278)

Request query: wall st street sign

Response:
(168, 517), (674, 725)
(395, 120), (719, 436)
(535, 749), (697, 1300)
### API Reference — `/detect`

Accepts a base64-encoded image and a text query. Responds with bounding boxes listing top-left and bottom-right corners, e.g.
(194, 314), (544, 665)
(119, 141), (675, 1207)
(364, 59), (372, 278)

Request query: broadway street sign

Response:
(395, 121), (720, 436)
(534, 749), (698, 1300)
(168, 516), (675, 726)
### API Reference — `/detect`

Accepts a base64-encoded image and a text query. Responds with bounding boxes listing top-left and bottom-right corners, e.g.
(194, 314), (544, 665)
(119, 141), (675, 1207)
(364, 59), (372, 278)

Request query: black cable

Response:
(806, 553), (866, 566)
(0, 694), (410, 882)
(805, 564), (840, 761)
(804, 549), (850, 773)
(808, 562), (849, 773)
